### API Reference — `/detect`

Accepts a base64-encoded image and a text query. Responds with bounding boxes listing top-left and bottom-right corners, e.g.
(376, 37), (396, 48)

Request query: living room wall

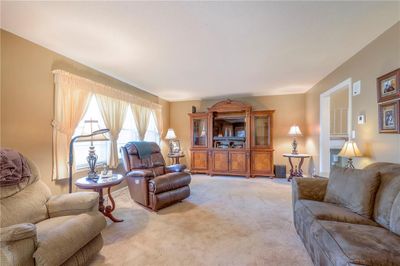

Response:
(305, 22), (400, 172)
(1, 30), (170, 194)
(170, 94), (308, 176)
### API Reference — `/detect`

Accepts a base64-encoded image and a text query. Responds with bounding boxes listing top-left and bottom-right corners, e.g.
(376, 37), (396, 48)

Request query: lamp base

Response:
(87, 145), (99, 181)
(291, 138), (298, 154)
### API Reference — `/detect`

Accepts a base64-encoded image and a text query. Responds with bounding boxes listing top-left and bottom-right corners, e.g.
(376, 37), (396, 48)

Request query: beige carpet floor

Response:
(90, 175), (312, 266)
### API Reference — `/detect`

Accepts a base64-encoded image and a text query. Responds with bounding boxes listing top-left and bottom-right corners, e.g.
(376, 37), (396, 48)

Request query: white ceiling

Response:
(1, 1), (399, 101)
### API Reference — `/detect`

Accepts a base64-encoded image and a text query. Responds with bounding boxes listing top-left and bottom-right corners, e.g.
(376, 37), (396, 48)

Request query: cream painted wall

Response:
(1, 30), (170, 195)
(305, 22), (400, 172)
(170, 94), (309, 176)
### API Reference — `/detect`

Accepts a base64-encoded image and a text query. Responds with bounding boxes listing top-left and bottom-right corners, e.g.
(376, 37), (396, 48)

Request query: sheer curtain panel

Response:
(131, 104), (151, 141)
(96, 94), (128, 168)
(52, 74), (92, 180)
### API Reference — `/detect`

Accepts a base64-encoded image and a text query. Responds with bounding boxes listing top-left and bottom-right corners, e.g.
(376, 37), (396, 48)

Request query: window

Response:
(144, 112), (160, 143)
(73, 96), (161, 168)
(73, 96), (109, 169)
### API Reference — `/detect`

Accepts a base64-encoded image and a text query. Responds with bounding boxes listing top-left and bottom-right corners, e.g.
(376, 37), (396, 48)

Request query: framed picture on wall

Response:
(377, 68), (400, 103)
(379, 100), (400, 133)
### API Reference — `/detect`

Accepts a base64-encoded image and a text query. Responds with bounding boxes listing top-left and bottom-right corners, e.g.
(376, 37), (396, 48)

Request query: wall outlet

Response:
(352, 80), (361, 96)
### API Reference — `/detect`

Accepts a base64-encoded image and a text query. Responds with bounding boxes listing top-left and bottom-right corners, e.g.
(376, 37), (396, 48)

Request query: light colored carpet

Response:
(90, 175), (312, 266)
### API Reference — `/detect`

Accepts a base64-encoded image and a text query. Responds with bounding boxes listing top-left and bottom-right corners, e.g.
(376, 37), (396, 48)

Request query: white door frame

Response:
(319, 78), (352, 174)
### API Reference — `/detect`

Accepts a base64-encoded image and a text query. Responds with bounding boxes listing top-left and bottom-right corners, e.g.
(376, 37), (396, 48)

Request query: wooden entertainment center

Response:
(189, 99), (274, 178)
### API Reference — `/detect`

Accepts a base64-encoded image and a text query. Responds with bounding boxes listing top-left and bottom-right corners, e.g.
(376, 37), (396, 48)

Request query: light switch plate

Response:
(351, 130), (356, 139)
(353, 80), (361, 96)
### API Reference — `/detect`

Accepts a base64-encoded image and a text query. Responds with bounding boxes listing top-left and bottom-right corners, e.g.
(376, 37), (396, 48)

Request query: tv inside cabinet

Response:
(189, 99), (274, 178)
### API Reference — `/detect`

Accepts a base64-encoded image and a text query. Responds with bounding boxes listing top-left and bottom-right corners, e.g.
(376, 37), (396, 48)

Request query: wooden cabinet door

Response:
(189, 114), (208, 148)
(229, 151), (247, 173)
(191, 151), (208, 170)
(212, 151), (229, 172)
(251, 151), (273, 175)
(251, 111), (274, 149)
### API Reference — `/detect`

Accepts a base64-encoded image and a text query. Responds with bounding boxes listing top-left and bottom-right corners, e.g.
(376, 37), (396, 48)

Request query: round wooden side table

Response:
(168, 153), (185, 164)
(282, 153), (311, 181)
(75, 174), (125, 222)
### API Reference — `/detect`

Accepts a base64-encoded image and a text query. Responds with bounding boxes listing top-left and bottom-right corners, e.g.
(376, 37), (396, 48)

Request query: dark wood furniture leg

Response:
(96, 188), (123, 223)
(297, 157), (305, 177)
(288, 157), (295, 181)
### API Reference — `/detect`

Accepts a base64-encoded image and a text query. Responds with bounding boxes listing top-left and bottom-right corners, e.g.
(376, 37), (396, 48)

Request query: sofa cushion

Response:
(391, 192), (400, 236)
(296, 200), (378, 226)
(364, 162), (400, 233)
(324, 166), (380, 218)
(310, 220), (400, 265)
(148, 172), (191, 194)
(34, 212), (106, 266)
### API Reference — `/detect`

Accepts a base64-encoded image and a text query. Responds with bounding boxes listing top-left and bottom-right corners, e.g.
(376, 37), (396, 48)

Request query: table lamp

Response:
(68, 125), (109, 193)
(288, 125), (302, 154)
(165, 128), (177, 154)
(338, 140), (362, 168)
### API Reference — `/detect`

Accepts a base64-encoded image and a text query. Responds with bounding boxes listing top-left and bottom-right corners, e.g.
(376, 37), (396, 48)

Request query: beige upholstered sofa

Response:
(292, 162), (400, 266)
(0, 158), (106, 266)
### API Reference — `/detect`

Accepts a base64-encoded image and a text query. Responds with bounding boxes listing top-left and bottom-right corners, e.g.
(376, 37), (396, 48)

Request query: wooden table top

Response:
(75, 174), (124, 189)
(282, 153), (311, 158)
(168, 153), (185, 158)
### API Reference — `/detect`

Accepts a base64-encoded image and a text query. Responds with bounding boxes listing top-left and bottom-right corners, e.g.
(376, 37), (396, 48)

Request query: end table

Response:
(282, 153), (311, 181)
(75, 174), (125, 222)
(168, 153), (185, 164)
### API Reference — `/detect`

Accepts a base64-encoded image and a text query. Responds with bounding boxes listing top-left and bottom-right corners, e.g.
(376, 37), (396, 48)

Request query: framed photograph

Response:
(377, 68), (400, 103)
(379, 100), (400, 133)
(168, 140), (181, 154)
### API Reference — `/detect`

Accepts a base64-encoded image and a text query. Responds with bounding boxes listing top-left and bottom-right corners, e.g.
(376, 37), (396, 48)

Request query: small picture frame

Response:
(377, 68), (400, 103)
(169, 140), (181, 154)
(379, 100), (400, 133)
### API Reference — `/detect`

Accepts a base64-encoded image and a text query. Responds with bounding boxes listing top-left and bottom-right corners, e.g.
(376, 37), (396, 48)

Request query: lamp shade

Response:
(165, 128), (177, 140)
(338, 140), (362, 158)
(288, 125), (302, 136)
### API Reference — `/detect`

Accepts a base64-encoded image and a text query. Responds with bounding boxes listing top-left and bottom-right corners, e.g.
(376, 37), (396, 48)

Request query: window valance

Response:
(52, 69), (162, 111)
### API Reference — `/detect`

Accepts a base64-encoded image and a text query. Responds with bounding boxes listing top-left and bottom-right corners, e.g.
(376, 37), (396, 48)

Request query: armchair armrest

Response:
(292, 177), (328, 205)
(126, 169), (154, 179)
(165, 164), (187, 173)
(46, 192), (99, 218)
(1, 223), (37, 266)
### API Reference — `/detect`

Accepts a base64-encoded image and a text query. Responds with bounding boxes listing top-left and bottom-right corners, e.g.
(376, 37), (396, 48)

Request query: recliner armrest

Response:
(165, 164), (187, 173)
(46, 192), (99, 218)
(126, 169), (155, 179)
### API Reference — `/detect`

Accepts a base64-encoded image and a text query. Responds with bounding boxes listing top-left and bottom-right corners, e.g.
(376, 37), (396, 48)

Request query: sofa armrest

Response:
(0, 224), (37, 266)
(46, 192), (99, 218)
(165, 164), (187, 173)
(292, 177), (328, 204)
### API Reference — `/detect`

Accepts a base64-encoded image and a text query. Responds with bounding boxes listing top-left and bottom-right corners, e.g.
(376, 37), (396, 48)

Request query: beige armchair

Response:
(0, 158), (106, 266)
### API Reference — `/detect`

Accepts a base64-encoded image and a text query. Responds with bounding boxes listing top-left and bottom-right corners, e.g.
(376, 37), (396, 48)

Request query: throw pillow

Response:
(324, 166), (380, 218)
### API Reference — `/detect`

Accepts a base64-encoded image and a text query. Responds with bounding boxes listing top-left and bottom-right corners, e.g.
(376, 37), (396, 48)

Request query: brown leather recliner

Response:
(121, 142), (191, 211)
